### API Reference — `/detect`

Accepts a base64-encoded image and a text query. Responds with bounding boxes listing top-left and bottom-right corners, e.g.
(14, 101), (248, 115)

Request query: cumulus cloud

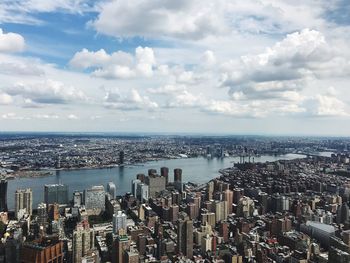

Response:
(90, 0), (331, 40)
(4, 79), (87, 106)
(0, 28), (25, 52)
(0, 93), (13, 105)
(104, 89), (158, 111)
(70, 47), (156, 79)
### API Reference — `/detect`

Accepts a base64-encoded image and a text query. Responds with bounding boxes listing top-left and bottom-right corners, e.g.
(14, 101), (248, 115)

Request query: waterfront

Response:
(7, 154), (305, 209)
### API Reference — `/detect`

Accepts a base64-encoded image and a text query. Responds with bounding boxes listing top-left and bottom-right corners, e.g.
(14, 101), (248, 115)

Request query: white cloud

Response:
(104, 89), (158, 111)
(4, 79), (87, 106)
(0, 93), (13, 105)
(0, 28), (25, 53)
(91, 0), (331, 40)
(67, 114), (79, 120)
(70, 46), (156, 79)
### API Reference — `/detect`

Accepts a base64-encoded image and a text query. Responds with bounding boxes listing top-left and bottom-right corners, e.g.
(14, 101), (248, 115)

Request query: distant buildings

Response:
(44, 184), (68, 205)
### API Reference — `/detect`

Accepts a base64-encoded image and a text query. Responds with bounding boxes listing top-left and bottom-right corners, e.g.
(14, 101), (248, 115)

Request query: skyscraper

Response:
(160, 167), (169, 185)
(174, 168), (182, 182)
(84, 185), (105, 212)
(177, 212), (193, 258)
(44, 184), (68, 205)
(107, 182), (116, 199)
(0, 179), (8, 212)
(113, 211), (127, 234)
(15, 188), (32, 219)
(73, 223), (95, 263)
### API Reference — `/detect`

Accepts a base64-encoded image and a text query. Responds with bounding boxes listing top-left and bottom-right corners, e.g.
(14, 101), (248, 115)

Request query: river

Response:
(6, 154), (305, 210)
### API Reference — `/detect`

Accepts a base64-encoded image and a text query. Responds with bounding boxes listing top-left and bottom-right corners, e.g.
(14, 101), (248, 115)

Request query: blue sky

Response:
(0, 0), (350, 135)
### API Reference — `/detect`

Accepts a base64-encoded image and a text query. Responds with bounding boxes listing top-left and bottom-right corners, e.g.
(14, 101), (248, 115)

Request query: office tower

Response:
(48, 203), (60, 221)
(132, 179), (149, 202)
(337, 202), (350, 224)
(207, 181), (214, 200)
(20, 237), (64, 263)
(170, 205), (179, 223)
(215, 200), (228, 223)
(73, 191), (83, 207)
(174, 168), (183, 192)
(224, 189), (233, 214)
(233, 188), (244, 204)
(177, 213), (193, 258)
(145, 175), (166, 198)
(73, 223), (95, 263)
(107, 182), (116, 199)
(113, 211), (127, 234)
(148, 169), (156, 176)
(237, 197), (255, 218)
(219, 221), (229, 242)
(132, 179), (141, 197)
(201, 234), (212, 252)
(174, 168), (182, 182)
(160, 167), (169, 185)
(44, 184), (68, 205)
(119, 150), (125, 164)
(15, 188), (32, 219)
(0, 179), (8, 212)
(84, 185), (105, 212)
(113, 235), (130, 263)
(187, 203), (196, 220)
(37, 203), (47, 228)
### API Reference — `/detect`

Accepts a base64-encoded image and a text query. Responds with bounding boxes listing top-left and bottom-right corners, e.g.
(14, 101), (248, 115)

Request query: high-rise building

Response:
(224, 189), (233, 214)
(145, 175), (166, 198)
(107, 182), (116, 199)
(84, 185), (105, 212)
(174, 168), (182, 183)
(177, 213), (193, 258)
(132, 179), (149, 201)
(160, 167), (169, 185)
(113, 211), (127, 234)
(72, 223), (95, 263)
(0, 179), (8, 212)
(73, 191), (83, 207)
(113, 235), (130, 263)
(37, 203), (47, 228)
(15, 188), (32, 219)
(44, 184), (68, 205)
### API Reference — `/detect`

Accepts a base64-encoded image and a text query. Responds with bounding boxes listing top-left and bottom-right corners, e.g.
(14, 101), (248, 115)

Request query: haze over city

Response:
(0, 1), (349, 135)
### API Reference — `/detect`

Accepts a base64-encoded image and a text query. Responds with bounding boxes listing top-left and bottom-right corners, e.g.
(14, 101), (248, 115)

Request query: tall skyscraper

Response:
(44, 184), (68, 205)
(174, 168), (182, 182)
(224, 189), (233, 214)
(73, 222), (95, 263)
(0, 179), (8, 212)
(107, 182), (116, 199)
(113, 211), (127, 234)
(145, 175), (166, 198)
(177, 212), (193, 258)
(113, 235), (129, 263)
(37, 203), (48, 228)
(15, 188), (32, 219)
(160, 167), (169, 185)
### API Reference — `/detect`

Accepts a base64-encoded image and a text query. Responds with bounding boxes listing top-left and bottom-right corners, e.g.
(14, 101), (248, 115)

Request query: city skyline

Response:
(0, 1), (350, 135)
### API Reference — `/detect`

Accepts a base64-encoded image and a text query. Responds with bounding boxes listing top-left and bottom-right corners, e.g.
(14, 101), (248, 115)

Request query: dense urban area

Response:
(1, 134), (350, 262)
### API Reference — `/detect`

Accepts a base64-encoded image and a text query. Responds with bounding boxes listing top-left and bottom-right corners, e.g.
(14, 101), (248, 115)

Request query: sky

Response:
(0, 0), (350, 135)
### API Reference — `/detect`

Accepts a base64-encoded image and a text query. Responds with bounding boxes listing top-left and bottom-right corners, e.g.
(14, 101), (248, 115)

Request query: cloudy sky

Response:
(0, 0), (349, 135)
